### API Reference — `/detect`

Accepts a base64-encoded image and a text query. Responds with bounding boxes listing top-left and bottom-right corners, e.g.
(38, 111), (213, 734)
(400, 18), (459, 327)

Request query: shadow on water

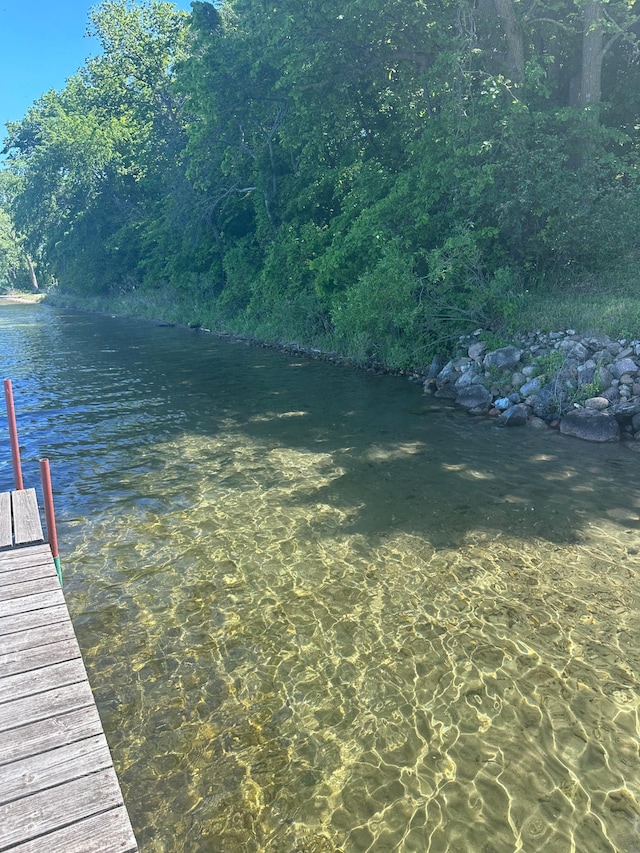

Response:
(3, 304), (640, 853)
(2, 303), (635, 549)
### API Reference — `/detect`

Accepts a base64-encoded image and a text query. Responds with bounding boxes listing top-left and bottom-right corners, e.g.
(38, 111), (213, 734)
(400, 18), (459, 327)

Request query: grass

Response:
(513, 258), (640, 339)
(39, 253), (640, 370)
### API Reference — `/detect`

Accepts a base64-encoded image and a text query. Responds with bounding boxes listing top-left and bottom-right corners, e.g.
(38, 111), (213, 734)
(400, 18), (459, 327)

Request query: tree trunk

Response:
(25, 253), (39, 291)
(580, 1), (603, 107)
(493, 0), (525, 82)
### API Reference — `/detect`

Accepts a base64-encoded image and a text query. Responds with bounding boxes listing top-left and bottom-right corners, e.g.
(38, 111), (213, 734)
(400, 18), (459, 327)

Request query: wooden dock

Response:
(0, 489), (138, 852)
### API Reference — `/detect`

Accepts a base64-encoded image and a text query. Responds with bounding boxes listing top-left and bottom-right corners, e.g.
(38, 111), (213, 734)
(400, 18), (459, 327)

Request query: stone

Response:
(511, 372), (526, 388)
(426, 355), (445, 380)
(577, 363), (596, 386)
(559, 410), (620, 442)
(498, 404), (529, 426)
(611, 358), (639, 379)
(611, 400), (640, 419)
(436, 360), (459, 385)
(632, 412), (640, 432)
(559, 340), (590, 361)
(602, 386), (620, 404)
(483, 346), (523, 371)
(468, 341), (487, 361)
(434, 383), (458, 399)
(527, 390), (556, 419)
(584, 397), (610, 410)
(527, 416), (548, 430)
(455, 370), (482, 390)
(519, 377), (543, 396)
(598, 366), (614, 388)
(455, 384), (493, 413)
(494, 397), (511, 411)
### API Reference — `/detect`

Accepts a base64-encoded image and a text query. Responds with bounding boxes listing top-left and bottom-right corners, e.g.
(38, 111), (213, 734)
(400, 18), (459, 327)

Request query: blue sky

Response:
(0, 0), (192, 140)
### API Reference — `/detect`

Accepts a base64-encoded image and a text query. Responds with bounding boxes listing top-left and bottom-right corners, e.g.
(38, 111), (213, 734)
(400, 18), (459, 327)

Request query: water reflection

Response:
(2, 303), (640, 852)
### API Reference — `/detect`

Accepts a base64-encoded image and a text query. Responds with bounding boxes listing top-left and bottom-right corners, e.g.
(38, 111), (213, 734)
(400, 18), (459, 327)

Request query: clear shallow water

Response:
(2, 303), (640, 852)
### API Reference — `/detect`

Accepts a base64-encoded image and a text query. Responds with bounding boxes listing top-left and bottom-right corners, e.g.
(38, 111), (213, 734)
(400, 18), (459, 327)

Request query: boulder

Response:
(611, 400), (640, 419)
(455, 384), (493, 413)
(519, 377), (543, 396)
(483, 346), (523, 371)
(584, 397), (610, 411)
(468, 341), (487, 361)
(436, 360), (460, 385)
(498, 404), (529, 426)
(434, 383), (458, 399)
(611, 358), (639, 379)
(527, 416), (548, 430)
(559, 410), (620, 442)
(455, 369), (482, 389)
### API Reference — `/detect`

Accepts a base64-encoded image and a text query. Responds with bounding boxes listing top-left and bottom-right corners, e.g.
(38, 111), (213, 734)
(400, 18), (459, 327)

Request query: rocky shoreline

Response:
(419, 329), (640, 442)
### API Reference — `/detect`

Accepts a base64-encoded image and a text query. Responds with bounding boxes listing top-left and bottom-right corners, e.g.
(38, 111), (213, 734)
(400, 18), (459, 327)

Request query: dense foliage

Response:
(2, 0), (640, 364)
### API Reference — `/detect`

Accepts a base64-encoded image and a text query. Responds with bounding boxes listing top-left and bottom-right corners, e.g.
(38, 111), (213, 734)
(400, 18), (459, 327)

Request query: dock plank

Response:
(0, 604), (69, 638)
(0, 545), (53, 573)
(0, 620), (76, 655)
(0, 706), (105, 766)
(11, 489), (44, 546)
(0, 681), (96, 734)
(1, 658), (89, 705)
(0, 735), (113, 806)
(0, 564), (59, 588)
(0, 493), (11, 549)
(0, 588), (66, 619)
(1, 637), (82, 678)
(0, 575), (61, 602)
(0, 767), (125, 850)
(7, 807), (138, 853)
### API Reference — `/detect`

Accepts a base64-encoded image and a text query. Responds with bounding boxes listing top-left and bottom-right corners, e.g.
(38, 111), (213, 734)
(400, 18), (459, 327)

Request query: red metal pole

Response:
(4, 379), (24, 490)
(40, 458), (62, 585)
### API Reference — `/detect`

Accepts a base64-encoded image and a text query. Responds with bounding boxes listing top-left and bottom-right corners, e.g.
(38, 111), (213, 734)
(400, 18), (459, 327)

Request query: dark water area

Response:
(2, 303), (640, 852)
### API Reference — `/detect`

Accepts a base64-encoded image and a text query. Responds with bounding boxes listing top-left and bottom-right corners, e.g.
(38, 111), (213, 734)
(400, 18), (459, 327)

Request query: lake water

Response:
(2, 302), (640, 852)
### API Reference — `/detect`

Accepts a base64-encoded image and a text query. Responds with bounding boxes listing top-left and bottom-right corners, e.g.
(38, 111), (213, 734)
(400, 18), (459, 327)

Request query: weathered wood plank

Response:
(0, 545), (53, 573)
(0, 589), (66, 620)
(0, 735), (112, 806)
(11, 489), (44, 545)
(0, 620), (76, 654)
(0, 767), (125, 850)
(0, 493), (11, 549)
(0, 563), (58, 588)
(6, 806), (138, 853)
(0, 705), (104, 766)
(1, 637), (82, 678)
(0, 604), (69, 638)
(0, 658), (89, 706)
(0, 680), (96, 733)
(0, 575), (62, 603)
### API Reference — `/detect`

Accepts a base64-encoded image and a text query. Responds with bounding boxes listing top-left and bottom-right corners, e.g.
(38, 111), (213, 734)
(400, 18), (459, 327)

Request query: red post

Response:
(4, 379), (24, 490)
(40, 459), (61, 584)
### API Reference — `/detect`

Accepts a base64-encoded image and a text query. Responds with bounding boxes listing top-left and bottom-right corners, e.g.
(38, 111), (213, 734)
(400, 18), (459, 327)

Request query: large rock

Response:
(611, 358), (639, 379)
(498, 404), (529, 426)
(483, 346), (523, 371)
(584, 397), (610, 410)
(519, 377), (543, 396)
(455, 369), (482, 389)
(455, 384), (493, 413)
(559, 410), (620, 442)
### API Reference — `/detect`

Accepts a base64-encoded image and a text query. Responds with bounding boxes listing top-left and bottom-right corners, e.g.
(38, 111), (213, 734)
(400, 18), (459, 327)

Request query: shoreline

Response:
(20, 293), (640, 444)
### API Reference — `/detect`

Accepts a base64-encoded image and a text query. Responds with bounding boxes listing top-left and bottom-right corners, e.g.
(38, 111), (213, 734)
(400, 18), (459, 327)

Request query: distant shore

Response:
(0, 293), (45, 305)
